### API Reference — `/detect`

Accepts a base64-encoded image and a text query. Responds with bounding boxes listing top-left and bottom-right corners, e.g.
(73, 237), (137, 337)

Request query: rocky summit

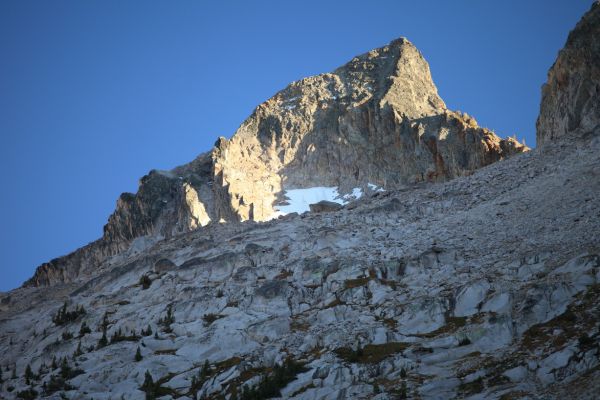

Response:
(25, 36), (527, 288)
(1, 3), (599, 400)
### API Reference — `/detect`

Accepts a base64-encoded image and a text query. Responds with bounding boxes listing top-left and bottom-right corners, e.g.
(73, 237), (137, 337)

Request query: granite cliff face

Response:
(211, 38), (526, 222)
(25, 38), (526, 287)
(537, 1), (600, 146)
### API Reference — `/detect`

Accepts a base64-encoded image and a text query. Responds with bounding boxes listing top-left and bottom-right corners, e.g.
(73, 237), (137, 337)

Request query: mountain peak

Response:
(24, 37), (527, 288)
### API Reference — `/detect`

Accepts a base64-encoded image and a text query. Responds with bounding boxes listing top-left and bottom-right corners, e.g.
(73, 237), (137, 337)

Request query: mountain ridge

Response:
(24, 37), (527, 288)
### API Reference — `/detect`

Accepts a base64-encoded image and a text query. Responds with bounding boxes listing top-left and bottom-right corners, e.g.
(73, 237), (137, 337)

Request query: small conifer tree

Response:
(73, 341), (83, 359)
(141, 370), (155, 398)
(135, 347), (143, 362)
(97, 321), (108, 349)
(24, 364), (33, 384)
(79, 321), (91, 337)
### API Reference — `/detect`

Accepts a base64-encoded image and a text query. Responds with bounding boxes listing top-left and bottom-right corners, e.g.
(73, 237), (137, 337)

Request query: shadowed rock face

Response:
(537, 1), (600, 146)
(25, 38), (527, 288)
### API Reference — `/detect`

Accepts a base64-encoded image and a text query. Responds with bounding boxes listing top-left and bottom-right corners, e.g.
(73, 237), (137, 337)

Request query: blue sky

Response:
(0, 0), (593, 291)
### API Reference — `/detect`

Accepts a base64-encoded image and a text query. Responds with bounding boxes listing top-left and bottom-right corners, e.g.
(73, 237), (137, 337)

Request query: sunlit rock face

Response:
(211, 38), (527, 222)
(25, 38), (526, 287)
(537, 1), (600, 146)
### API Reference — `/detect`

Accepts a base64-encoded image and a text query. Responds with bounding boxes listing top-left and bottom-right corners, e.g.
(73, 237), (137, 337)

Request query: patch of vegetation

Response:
(290, 383), (316, 397)
(158, 305), (175, 333)
(139, 274), (152, 290)
(344, 277), (371, 289)
(458, 376), (484, 396)
(389, 381), (408, 399)
(141, 325), (153, 336)
(61, 330), (73, 341)
(375, 315), (397, 329)
(135, 346), (143, 362)
(499, 391), (532, 400)
(78, 321), (91, 337)
(323, 298), (345, 309)
(578, 333), (596, 351)
(202, 313), (223, 326)
(154, 349), (177, 355)
(458, 337), (472, 346)
(43, 358), (83, 395)
(110, 327), (141, 343)
(16, 388), (38, 400)
(140, 370), (178, 400)
(52, 302), (86, 326)
(334, 342), (409, 364)
(24, 364), (33, 384)
(521, 284), (600, 354)
(189, 360), (211, 397)
(72, 341), (83, 359)
(240, 359), (308, 400)
(97, 312), (110, 349)
(275, 269), (293, 280)
(226, 300), (240, 308)
(290, 318), (311, 332)
(415, 316), (468, 338)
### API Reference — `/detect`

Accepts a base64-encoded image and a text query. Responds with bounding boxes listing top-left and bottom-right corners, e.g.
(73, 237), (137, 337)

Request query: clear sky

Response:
(0, 0), (593, 291)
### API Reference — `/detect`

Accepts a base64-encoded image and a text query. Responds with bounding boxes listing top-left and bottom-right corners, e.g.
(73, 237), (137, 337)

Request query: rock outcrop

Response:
(211, 38), (526, 222)
(25, 38), (527, 287)
(537, 1), (600, 146)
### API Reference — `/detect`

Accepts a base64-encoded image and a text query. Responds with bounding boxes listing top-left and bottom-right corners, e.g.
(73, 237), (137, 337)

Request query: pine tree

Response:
(141, 370), (155, 397)
(60, 357), (70, 379)
(79, 321), (91, 337)
(24, 364), (33, 384)
(73, 341), (83, 359)
(97, 323), (108, 349)
(0, 366), (3, 383)
(200, 360), (210, 380)
(11, 365), (17, 379)
(135, 347), (143, 362)
(51, 356), (57, 370)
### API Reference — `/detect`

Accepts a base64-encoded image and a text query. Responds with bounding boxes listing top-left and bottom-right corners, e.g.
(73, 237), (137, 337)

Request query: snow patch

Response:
(368, 182), (385, 192)
(273, 186), (364, 216)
